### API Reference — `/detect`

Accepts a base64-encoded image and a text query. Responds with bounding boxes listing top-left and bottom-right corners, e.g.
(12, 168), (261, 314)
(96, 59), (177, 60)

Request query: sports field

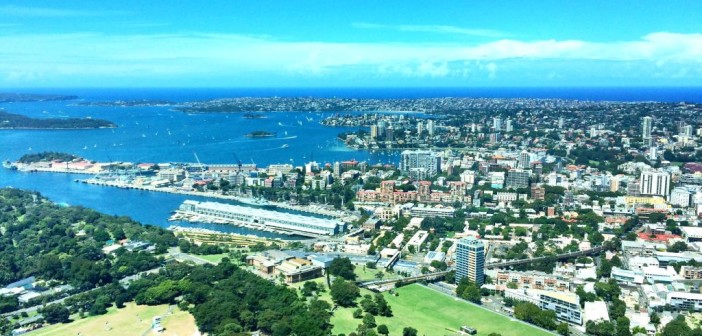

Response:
(27, 303), (198, 336)
(332, 284), (554, 336)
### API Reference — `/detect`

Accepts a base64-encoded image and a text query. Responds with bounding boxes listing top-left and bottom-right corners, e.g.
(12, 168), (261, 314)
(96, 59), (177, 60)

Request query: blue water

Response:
(1, 87), (700, 235)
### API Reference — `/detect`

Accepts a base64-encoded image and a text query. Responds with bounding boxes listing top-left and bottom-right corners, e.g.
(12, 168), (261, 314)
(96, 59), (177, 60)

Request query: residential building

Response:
(400, 150), (441, 179)
(456, 237), (485, 285)
(506, 169), (530, 189)
(639, 170), (670, 197)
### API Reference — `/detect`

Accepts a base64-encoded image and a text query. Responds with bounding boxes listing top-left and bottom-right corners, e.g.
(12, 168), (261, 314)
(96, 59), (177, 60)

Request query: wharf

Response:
(170, 210), (325, 239)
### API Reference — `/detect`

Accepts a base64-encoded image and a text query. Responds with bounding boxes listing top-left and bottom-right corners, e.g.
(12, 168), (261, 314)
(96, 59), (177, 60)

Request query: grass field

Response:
(27, 303), (198, 336)
(331, 284), (554, 336)
(194, 253), (229, 264)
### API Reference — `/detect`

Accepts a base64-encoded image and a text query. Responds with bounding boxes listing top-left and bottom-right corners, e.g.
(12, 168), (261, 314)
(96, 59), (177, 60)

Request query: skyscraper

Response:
(558, 117), (564, 129)
(370, 125), (378, 140)
(642, 116), (653, 146)
(493, 117), (502, 132)
(427, 119), (435, 136)
(417, 120), (424, 136)
(456, 237), (485, 285)
(505, 118), (513, 133)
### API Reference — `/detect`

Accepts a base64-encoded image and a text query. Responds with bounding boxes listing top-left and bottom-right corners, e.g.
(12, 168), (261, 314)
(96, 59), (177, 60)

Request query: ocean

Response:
(1, 87), (700, 234)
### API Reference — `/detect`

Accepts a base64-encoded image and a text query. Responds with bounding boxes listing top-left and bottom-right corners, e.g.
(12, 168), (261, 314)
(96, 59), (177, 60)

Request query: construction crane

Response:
(232, 153), (242, 172)
(193, 152), (206, 178)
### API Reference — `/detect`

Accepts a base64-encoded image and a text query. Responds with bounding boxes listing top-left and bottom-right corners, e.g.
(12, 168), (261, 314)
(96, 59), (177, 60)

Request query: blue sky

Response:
(1, 1), (701, 87)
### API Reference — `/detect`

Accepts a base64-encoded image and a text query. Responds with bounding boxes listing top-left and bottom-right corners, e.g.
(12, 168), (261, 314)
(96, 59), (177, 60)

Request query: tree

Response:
(377, 324), (389, 336)
(363, 313), (376, 328)
(557, 322), (570, 336)
(353, 308), (363, 319)
(668, 241), (689, 253)
(329, 257), (356, 281)
(616, 316), (631, 336)
(402, 327), (418, 336)
(460, 284), (482, 304)
(330, 277), (360, 307)
(42, 303), (70, 324)
(661, 315), (691, 336)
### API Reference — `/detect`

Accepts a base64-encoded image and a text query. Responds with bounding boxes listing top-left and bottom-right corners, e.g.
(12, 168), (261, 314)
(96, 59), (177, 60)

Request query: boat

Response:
(245, 131), (276, 138)
(281, 144), (289, 148)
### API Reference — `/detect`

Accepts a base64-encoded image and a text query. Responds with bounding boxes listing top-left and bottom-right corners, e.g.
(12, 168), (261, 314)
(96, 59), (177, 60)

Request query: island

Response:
(0, 93), (78, 103)
(0, 110), (116, 129)
(245, 130), (276, 138)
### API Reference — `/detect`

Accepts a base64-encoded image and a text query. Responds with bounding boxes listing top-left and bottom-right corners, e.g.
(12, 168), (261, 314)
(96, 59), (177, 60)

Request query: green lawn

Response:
(27, 303), (197, 336)
(353, 265), (400, 282)
(194, 253), (229, 264)
(332, 284), (554, 336)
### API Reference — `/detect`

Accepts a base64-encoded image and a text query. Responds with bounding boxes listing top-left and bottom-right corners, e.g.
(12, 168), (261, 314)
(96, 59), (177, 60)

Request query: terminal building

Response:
(178, 200), (345, 236)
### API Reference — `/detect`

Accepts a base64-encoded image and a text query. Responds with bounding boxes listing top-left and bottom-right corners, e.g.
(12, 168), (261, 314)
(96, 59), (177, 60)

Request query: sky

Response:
(1, 1), (701, 88)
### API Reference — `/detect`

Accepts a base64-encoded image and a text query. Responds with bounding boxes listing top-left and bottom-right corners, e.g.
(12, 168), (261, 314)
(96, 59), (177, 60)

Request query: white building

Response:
(667, 292), (702, 311)
(178, 200), (344, 236)
(670, 188), (692, 208)
(639, 170), (670, 197)
(406, 230), (429, 252)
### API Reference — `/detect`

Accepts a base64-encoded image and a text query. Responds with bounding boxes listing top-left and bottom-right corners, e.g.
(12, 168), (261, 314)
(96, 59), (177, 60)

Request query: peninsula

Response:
(0, 93), (78, 103)
(0, 110), (116, 130)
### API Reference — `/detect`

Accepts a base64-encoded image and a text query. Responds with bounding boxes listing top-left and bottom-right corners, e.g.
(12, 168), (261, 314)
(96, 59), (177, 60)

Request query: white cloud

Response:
(353, 22), (504, 38)
(0, 31), (700, 85)
(0, 5), (126, 17)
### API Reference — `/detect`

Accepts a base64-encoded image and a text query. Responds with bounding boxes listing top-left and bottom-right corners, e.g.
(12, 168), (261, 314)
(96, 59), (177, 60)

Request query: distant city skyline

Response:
(1, 1), (701, 88)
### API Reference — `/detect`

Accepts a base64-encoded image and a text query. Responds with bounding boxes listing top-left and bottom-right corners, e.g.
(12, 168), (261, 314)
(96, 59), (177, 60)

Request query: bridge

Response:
(485, 245), (608, 269)
(358, 270), (451, 288)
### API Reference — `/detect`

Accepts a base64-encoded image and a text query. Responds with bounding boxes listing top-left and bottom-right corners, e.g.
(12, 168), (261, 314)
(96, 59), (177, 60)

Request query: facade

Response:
(539, 291), (583, 325)
(495, 271), (570, 292)
(642, 116), (653, 145)
(179, 200), (344, 236)
(639, 170), (670, 197)
(506, 169), (530, 189)
(670, 188), (692, 207)
(456, 237), (485, 285)
(667, 292), (702, 311)
(531, 185), (545, 200)
(400, 150), (441, 179)
(409, 205), (455, 218)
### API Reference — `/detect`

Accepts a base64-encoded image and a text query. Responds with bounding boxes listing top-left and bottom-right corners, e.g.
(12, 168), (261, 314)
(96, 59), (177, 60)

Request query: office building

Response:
(417, 120), (424, 136)
(400, 150), (441, 179)
(639, 170), (670, 197)
(456, 237), (485, 285)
